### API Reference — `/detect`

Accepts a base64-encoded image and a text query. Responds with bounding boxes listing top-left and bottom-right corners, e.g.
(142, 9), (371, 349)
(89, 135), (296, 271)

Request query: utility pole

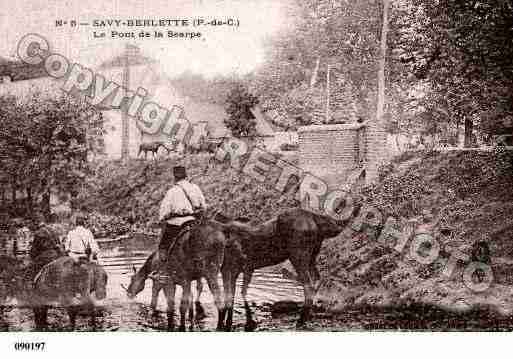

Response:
(121, 43), (130, 163)
(326, 63), (330, 123)
(376, 0), (390, 134)
(368, 0), (390, 181)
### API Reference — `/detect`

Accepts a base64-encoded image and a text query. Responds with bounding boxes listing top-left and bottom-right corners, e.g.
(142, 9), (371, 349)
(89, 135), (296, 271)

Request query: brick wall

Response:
(298, 124), (366, 185)
(298, 122), (388, 188)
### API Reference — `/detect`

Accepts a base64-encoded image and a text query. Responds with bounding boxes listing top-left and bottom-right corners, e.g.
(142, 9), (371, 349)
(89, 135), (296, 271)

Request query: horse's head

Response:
(125, 265), (145, 299)
(91, 264), (108, 300)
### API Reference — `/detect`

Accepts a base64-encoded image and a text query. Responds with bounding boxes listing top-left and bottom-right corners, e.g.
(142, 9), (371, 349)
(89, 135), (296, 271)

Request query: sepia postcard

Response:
(0, 0), (512, 357)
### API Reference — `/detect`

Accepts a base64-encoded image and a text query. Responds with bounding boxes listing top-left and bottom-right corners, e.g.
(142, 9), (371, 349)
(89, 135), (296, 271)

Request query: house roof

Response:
(0, 60), (48, 82)
(0, 76), (62, 101)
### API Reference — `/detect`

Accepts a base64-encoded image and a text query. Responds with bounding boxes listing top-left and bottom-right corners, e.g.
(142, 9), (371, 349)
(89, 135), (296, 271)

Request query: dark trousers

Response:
(158, 224), (182, 263)
(157, 221), (198, 271)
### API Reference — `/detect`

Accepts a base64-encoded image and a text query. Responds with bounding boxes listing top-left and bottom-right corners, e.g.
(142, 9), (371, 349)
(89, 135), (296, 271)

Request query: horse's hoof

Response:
(244, 320), (257, 332)
(296, 321), (307, 330)
(178, 325), (186, 332)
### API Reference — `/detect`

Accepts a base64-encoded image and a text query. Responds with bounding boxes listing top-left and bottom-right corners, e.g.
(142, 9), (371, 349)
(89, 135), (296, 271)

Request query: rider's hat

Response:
(173, 166), (187, 179)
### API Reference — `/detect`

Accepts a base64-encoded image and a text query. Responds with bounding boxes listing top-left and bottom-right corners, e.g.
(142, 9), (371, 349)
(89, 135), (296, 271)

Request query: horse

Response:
(125, 219), (228, 331)
(32, 256), (108, 330)
(218, 207), (356, 331)
(138, 141), (173, 160)
(124, 251), (206, 320)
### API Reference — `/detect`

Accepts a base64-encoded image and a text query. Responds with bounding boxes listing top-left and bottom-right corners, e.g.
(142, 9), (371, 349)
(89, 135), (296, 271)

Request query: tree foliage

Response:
(224, 83), (259, 138)
(0, 90), (104, 217)
(391, 0), (513, 144)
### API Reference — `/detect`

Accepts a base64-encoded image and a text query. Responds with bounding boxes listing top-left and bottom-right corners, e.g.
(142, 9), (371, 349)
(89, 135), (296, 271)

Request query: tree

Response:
(249, 0), (384, 127)
(224, 83), (259, 138)
(391, 0), (513, 147)
(0, 90), (103, 218)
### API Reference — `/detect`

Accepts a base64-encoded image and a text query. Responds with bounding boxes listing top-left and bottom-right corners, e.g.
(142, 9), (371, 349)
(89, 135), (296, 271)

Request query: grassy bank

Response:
(317, 148), (513, 313)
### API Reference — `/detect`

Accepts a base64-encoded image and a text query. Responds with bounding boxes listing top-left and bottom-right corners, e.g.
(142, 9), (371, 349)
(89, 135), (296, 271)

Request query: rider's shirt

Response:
(65, 226), (100, 260)
(159, 179), (206, 226)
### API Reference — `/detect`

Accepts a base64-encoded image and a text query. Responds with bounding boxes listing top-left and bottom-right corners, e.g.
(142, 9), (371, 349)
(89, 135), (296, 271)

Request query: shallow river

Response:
(1, 234), (304, 332)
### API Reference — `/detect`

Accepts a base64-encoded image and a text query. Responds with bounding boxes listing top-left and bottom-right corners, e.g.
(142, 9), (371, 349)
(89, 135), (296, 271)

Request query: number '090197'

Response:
(14, 342), (46, 351)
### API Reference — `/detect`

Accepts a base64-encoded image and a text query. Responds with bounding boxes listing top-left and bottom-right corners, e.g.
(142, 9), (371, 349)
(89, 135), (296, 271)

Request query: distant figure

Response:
(46, 213), (68, 247)
(28, 214), (63, 279)
(471, 240), (491, 265)
(471, 240), (491, 283)
(15, 220), (33, 259)
(64, 214), (100, 264)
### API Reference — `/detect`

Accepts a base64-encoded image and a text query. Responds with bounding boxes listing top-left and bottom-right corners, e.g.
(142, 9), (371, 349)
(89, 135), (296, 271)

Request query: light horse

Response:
(32, 257), (108, 330)
(124, 251), (206, 319)
(218, 207), (357, 331)
(125, 219), (228, 331)
(138, 141), (173, 160)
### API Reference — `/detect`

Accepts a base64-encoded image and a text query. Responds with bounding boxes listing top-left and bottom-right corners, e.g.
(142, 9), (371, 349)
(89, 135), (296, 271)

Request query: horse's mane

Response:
(212, 212), (251, 224)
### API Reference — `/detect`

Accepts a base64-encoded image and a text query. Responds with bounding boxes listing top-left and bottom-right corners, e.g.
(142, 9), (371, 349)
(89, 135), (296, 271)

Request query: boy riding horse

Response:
(153, 166), (207, 277)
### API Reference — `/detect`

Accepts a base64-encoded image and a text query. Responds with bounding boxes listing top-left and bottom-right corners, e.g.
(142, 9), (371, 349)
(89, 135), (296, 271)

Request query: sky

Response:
(0, 0), (292, 78)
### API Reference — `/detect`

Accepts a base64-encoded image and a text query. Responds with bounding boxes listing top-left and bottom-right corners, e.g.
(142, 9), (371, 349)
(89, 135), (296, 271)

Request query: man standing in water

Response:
(154, 166), (207, 275)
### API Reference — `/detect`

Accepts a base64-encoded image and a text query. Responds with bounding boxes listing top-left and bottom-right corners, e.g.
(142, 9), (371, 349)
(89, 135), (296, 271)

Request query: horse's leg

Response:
(88, 302), (97, 331)
(310, 244), (322, 292)
(179, 280), (191, 331)
(221, 269), (237, 332)
(188, 289), (194, 330)
(194, 279), (206, 320)
(67, 307), (77, 331)
(204, 272), (224, 331)
(290, 253), (315, 329)
(150, 280), (160, 316)
(34, 307), (48, 331)
(242, 270), (257, 331)
(164, 283), (176, 331)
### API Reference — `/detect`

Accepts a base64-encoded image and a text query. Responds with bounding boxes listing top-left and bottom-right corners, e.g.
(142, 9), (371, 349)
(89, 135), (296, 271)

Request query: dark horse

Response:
(124, 251), (206, 319)
(125, 219), (228, 331)
(218, 207), (354, 331)
(138, 141), (173, 160)
(32, 257), (108, 330)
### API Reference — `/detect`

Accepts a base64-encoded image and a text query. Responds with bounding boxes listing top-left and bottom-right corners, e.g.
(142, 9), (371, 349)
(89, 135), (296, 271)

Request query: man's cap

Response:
(74, 213), (87, 225)
(173, 166), (187, 178)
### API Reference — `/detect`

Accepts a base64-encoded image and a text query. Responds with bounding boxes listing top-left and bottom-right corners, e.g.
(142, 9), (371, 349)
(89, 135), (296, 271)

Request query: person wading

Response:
(152, 166), (207, 277)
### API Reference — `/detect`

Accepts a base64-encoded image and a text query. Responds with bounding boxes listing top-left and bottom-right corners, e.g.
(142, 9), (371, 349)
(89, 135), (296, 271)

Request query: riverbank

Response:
(317, 148), (513, 315)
